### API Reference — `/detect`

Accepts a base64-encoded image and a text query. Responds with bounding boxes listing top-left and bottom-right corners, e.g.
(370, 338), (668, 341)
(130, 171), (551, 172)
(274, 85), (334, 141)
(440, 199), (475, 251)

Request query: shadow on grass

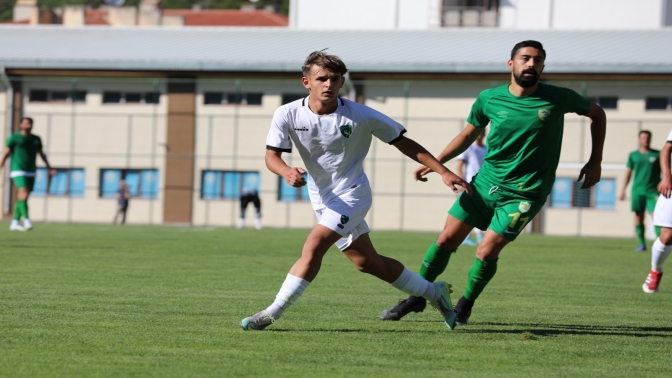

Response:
(464, 322), (672, 337)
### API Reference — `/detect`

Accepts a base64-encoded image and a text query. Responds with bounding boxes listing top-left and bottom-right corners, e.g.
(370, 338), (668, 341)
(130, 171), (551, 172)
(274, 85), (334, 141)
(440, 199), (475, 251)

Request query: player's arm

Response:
(38, 148), (57, 176)
(658, 141), (672, 198)
(577, 102), (606, 189)
(618, 168), (632, 201)
(0, 147), (11, 169)
(393, 136), (471, 194)
(265, 149), (306, 187)
(435, 124), (483, 165)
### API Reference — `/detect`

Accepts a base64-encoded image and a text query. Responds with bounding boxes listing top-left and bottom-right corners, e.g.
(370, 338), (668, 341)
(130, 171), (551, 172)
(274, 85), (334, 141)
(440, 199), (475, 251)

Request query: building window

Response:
(588, 96), (618, 109)
(278, 174), (309, 202)
(550, 177), (615, 210)
(645, 97), (671, 111)
(102, 91), (160, 104)
(203, 92), (263, 106)
(29, 89), (87, 103)
(100, 169), (159, 199)
(201, 171), (260, 200)
(442, 0), (499, 27)
(32, 168), (85, 197)
(281, 94), (305, 105)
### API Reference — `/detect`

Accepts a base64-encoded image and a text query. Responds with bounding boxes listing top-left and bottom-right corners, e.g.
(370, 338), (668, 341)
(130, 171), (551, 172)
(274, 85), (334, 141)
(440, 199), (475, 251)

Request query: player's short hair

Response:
(302, 50), (348, 77)
(511, 40), (546, 60)
(20, 117), (33, 125)
(639, 130), (652, 138)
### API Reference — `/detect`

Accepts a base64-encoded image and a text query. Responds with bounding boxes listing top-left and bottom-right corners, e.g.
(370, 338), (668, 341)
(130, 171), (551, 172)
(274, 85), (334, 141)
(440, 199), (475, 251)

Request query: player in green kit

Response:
(619, 130), (661, 252)
(0, 117), (55, 231)
(379, 40), (607, 324)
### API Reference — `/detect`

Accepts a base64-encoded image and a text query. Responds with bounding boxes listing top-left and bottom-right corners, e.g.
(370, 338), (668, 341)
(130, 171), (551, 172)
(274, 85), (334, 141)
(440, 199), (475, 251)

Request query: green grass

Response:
(1, 223), (670, 377)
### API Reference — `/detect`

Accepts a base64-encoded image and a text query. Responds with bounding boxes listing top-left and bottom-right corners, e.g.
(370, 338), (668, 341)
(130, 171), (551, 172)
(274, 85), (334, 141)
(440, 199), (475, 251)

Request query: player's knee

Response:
(436, 234), (460, 250)
(351, 257), (376, 274)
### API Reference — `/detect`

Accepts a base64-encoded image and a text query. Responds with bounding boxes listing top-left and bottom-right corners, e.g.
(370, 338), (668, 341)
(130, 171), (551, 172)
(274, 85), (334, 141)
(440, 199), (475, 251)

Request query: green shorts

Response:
(449, 177), (545, 242)
(12, 176), (35, 191)
(631, 191), (658, 214)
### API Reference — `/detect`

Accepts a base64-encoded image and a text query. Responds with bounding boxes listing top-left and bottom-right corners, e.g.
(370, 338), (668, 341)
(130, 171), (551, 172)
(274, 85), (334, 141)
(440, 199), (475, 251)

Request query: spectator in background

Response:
(238, 186), (262, 230)
(113, 180), (130, 225)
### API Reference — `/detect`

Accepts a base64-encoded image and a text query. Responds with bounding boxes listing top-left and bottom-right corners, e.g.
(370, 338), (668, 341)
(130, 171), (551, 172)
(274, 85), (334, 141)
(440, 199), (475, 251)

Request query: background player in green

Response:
(379, 40), (607, 324)
(619, 130), (661, 252)
(0, 117), (56, 231)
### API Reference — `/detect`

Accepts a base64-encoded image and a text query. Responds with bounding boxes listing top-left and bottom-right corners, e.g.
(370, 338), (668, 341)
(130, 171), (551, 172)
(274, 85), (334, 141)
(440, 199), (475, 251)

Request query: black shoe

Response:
(454, 296), (474, 325)
(379, 295), (427, 321)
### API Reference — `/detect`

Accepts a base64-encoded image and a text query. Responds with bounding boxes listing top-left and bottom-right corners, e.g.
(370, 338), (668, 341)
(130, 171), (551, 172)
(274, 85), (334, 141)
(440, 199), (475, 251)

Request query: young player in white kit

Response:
(456, 132), (487, 246)
(644, 129), (672, 293)
(240, 51), (471, 331)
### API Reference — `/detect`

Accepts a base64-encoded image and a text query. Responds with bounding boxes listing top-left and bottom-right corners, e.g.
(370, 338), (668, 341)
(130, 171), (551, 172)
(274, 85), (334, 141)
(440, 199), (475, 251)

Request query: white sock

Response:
(652, 238), (672, 272)
(390, 268), (438, 301)
(265, 273), (310, 319)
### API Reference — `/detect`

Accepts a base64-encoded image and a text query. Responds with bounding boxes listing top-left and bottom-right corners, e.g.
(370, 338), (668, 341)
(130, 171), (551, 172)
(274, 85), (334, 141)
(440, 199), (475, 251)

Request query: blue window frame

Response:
(100, 169), (159, 199)
(201, 170), (260, 200)
(278, 174), (309, 202)
(32, 168), (86, 197)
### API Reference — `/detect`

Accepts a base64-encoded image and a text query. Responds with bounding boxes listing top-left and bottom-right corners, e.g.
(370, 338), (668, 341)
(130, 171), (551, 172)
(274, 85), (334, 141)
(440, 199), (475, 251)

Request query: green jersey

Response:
(466, 83), (591, 198)
(6, 132), (43, 174)
(627, 149), (660, 193)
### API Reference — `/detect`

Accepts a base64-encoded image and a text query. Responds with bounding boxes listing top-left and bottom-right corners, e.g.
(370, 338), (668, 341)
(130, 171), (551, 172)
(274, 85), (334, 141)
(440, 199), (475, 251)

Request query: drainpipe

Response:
(1, 66), (13, 215)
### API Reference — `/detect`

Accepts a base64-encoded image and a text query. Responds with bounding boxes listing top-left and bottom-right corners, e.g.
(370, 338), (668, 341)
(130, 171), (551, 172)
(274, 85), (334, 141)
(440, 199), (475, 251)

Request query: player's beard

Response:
(514, 68), (540, 88)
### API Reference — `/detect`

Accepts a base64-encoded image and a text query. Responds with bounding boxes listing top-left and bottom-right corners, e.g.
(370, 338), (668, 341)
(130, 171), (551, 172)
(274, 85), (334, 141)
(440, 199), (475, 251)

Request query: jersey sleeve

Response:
(5, 134), (14, 149)
(365, 107), (406, 144)
(466, 91), (490, 128)
(626, 152), (635, 169)
(667, 130), (672, 142)
(266, 107), (293, 153)
(36, 136), (43, 151)
(563, 89), (592, 116)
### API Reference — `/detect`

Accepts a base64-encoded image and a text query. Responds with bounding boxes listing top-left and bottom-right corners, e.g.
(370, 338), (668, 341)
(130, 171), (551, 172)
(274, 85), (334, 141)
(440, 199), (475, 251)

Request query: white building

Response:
(290, 0), (672, 30)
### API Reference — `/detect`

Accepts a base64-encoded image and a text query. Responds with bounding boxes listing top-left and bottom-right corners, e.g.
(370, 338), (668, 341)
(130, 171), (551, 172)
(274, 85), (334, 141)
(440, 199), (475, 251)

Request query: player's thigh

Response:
(646, 192), (658, 214)
(448, 181), (493, 233)
(314, 188), (372, 251)
(476, 229), (510, 261)
(437, 215), (475, 249)
(490, 196), (544, 242)
(631, 193), (646, 213)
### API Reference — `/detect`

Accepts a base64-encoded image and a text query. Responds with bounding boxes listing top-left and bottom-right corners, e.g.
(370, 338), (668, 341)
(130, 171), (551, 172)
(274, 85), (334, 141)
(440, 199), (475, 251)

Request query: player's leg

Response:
(253, 195), (262, 230)
(238, 195), (250, 229)
(632, 193), (647, 251)
(380, 183), (489, 321)
(644, 195), (672, 293)
(21, 177), (35, 230)
(343, 232), (457, 329)
(453, 196), (543, 325)
(240, 224), (342, 330)
(121, 205), (127, 225)
(10, 177), (28, 231)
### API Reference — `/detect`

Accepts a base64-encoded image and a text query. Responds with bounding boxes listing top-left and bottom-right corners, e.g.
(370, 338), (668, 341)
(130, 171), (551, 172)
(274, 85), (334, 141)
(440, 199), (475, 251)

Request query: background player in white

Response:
(456, 132), (487, 246)
(240, 51), (471, 331)
(645, 130), (672, 293)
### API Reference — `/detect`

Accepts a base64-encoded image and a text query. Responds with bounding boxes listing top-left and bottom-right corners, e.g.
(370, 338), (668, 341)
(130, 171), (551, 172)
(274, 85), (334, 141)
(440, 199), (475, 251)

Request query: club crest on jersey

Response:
(518, 201), (531, 213)
(339, 124), (353, 138)
(538, 109), (551, 121)
(340, 215), (350, 224)
(649, 157), (656, 163)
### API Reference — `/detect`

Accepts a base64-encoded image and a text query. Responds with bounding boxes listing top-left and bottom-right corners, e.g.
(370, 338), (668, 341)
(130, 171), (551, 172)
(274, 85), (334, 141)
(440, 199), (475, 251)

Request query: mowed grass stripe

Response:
(1, 223), (670, 377)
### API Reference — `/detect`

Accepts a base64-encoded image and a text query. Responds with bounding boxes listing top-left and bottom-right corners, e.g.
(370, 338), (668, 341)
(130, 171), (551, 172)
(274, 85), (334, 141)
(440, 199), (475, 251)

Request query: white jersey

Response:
(266, 96), (406, 209)
(456, 143), (487, 182)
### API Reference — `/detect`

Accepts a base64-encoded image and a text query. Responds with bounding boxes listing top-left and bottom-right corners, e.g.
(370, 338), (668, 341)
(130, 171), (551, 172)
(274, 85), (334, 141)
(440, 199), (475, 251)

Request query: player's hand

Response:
(439, 170), (472, 195)
(618, 191), (626, 201)
(48, 168), (57, 176)
(658, 176), (672, 198)
(413, 165), (433, 182)
(284, 167), (307, 187)
(578, 160), (601, 189)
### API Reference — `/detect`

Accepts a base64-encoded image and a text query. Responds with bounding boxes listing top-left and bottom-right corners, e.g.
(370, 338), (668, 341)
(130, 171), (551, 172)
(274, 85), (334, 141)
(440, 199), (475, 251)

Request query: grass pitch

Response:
(1, 223), (671, 377)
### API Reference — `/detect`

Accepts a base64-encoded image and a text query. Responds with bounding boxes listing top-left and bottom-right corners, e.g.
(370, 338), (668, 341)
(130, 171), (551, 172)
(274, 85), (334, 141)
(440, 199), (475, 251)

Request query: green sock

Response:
(635, 224), (645, 246)
(655, 226), (661, 238)
(418, 241), (455, 282)
(13, 201), (22, 220)
(17, 200), (28, 220)
(464, 257), (498, 301)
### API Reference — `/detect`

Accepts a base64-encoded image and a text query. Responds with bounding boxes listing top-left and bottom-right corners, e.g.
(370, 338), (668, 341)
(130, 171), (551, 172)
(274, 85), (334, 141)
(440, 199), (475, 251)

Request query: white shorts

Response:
(653, 194), (672, 228)
(314, 186), (372, 251)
